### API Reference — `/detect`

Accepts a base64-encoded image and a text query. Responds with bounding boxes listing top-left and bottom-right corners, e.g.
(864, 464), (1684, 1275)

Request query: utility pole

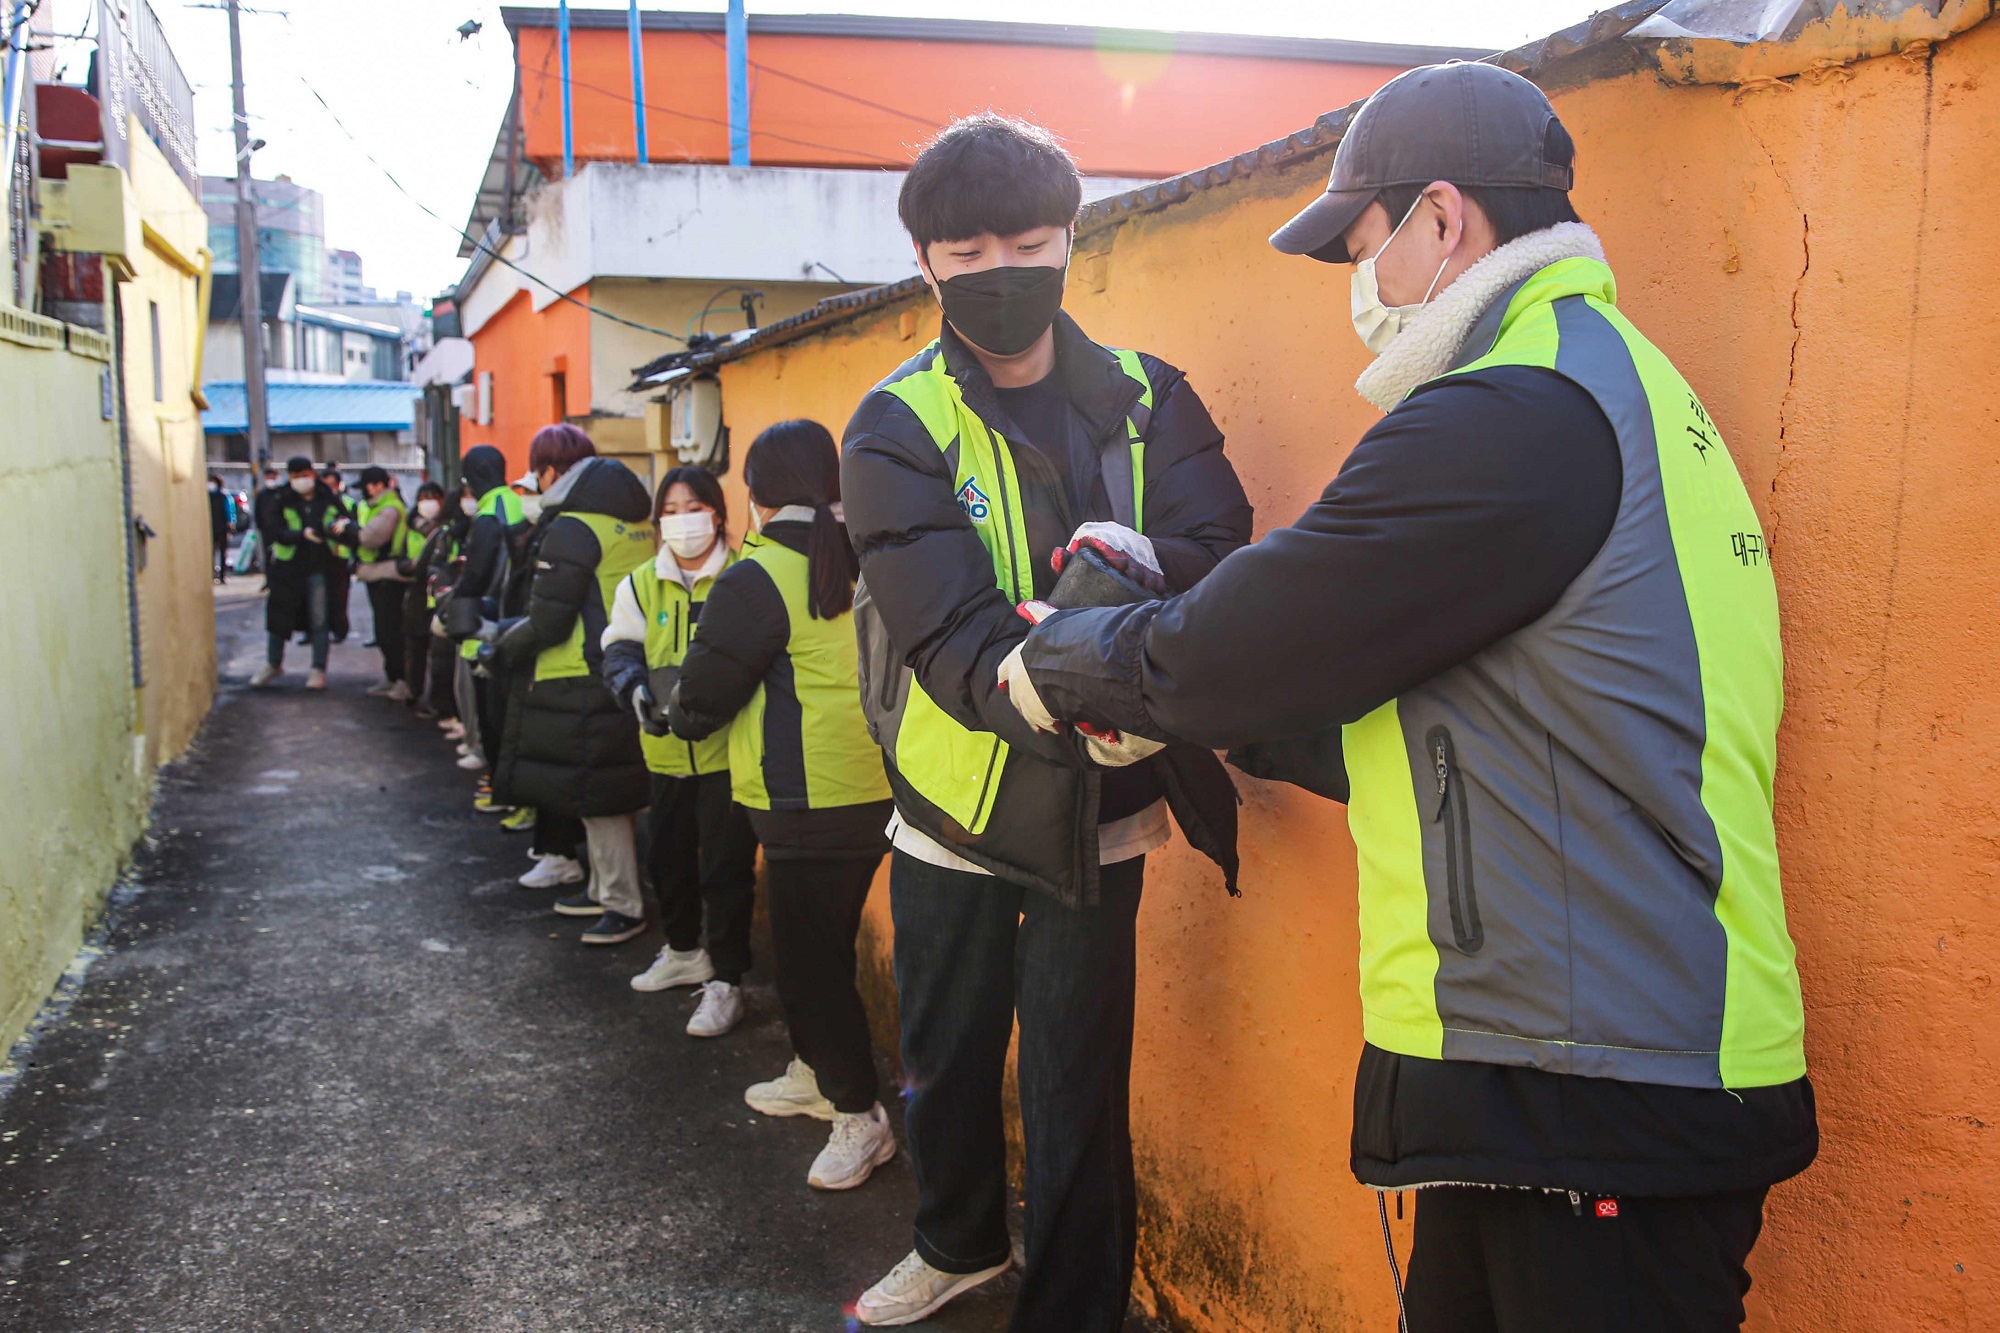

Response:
(227, 0), (269, 467)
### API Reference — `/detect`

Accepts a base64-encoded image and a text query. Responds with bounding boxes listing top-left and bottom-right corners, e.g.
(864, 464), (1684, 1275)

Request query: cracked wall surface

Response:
(708, 17), (2000, 1330)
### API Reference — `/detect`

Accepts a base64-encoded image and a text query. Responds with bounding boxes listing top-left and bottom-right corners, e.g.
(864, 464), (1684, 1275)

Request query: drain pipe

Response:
(626, 0), (647, 162)
(726, 0), (748, 167)
(2, 0), (34, 291)
(558, 0), (574, 178)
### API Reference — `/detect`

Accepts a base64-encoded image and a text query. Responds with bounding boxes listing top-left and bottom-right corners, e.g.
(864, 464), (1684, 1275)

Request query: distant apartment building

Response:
(451, 8), (1483, 481)
(324, 247), (371, 303)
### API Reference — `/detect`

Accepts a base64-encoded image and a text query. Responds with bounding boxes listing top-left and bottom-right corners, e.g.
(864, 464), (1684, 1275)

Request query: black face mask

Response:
(935, 264), (1066, 357)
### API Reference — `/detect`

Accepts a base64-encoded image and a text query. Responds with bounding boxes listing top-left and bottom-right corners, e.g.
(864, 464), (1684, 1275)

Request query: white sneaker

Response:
(305, 669), (328, 691)
(518, 854), (584, 889)
(808, 1103), (896, 1191)
(744, 1057), (836, 1121)
(685, 980), (744, 1038)
(630, 946), (716, 992)
(455, 750), (486, 771)
(385, 681), (411, 702)
(440, 720), (465, 738)
(854, 1250), (1010, 1327)
(365, 680), (396, 697)
(250, 664), (282, 688)
(456, 742), (473, 756)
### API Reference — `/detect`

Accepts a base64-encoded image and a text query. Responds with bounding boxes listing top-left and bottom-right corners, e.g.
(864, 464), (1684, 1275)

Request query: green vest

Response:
(725, 534), (890, 812)
(876, 344), (1152, 834)
(461, 487), (528, 660)
(267, 502), (304, 564)
(533, 511), (657, 681)
(1343, 256), (1803, 1090)
(356, 489), (406, 564)
(629, 550), (736, 777)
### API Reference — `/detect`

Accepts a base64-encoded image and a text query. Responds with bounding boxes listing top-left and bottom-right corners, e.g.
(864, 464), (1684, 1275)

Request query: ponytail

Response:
(743, 419), (855, 620)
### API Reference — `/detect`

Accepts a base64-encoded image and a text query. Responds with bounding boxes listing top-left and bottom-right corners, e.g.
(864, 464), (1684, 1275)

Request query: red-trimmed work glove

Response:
(1049, 522), (1170, 597)
(997, 600), (1166, 769)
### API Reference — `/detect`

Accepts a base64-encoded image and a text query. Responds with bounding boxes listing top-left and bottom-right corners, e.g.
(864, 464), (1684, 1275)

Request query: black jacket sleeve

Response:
(667, 560), (788, 742)
(1018, 366), (1623, 753)
(453, 513), (504, 608)
(494, 515), (599, 667)
(602, 639), (649, 710)
(1136, 356), (1255, 592)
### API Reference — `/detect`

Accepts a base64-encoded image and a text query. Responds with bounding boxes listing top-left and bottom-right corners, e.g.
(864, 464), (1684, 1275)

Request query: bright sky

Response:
(140, 0), (1602, 302)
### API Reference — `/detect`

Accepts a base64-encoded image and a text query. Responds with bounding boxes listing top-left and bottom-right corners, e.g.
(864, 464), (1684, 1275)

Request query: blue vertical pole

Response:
(725, 0), (749, 167)
(627, 0), (648, 163)
(558, 0), (575, 179)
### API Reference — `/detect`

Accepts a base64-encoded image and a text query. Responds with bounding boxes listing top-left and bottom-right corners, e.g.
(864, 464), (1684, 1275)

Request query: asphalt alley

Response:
(0, 584), (1125, 1332)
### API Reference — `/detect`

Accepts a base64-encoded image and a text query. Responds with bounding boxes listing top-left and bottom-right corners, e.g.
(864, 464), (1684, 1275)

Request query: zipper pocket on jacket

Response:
(1427, 725), (1484, 954)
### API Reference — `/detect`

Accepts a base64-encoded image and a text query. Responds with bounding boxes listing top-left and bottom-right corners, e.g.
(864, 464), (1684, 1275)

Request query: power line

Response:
(515, 60), (908, 167)
(692, 30), (937, 130)
(295, 74), (686, 344)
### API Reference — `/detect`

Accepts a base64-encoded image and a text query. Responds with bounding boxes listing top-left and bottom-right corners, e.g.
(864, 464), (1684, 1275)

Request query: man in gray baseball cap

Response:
(998, 60), (1817, 1332)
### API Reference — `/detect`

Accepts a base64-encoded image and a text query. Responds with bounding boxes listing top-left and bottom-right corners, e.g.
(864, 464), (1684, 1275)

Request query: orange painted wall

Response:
(515, 26), (1422, 176)
(459, 285), (592, 475)
(713, 19), (2000, 1330)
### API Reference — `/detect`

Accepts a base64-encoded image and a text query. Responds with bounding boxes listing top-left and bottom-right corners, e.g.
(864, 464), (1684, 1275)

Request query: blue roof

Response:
(202, 380), (418, 434)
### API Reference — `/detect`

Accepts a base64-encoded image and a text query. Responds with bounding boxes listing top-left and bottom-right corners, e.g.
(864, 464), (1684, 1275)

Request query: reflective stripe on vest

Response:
(1342, 256), (1802, 1090)
(269, 504), (304, 563)
(877, 342), (1152, 834)
(534, 512), (657, 681)
(726, 535), (890, 812)
(356, 490), (406, 563)
(630, 550), (737, 777)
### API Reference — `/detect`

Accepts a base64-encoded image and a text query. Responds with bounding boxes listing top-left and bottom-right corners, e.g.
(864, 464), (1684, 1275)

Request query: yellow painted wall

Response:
(712, 18), (2000, 1330)
(1, 127), (215, 1056)
(0, 327), (149, 1055)
(122, 122), (217, 766)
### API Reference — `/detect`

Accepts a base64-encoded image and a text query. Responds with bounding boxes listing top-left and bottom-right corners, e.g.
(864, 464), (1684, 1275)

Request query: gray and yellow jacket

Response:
(841, 314), (1253, 907)
(1017, 232), (1815, 1191)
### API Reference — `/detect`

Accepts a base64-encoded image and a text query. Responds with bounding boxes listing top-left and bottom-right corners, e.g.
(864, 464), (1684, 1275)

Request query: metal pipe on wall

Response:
(558, 0), (574, 179)
(726, 0), (748, 167)
(626, 0), (647, 163)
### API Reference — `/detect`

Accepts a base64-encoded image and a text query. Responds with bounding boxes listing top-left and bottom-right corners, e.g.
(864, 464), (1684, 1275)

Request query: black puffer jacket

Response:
(258, 481), (347, 636)
(492, 457), (652, 818)
(841, 314), (1252, 906)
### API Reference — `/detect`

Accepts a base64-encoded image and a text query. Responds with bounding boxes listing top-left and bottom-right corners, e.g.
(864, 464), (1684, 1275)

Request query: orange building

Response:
(450, 9), (1479, 479)
(634, 5), (2000, 1328)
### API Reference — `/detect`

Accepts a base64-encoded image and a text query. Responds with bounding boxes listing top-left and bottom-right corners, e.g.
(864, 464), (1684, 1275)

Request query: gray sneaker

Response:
(580, 910), (645, 945)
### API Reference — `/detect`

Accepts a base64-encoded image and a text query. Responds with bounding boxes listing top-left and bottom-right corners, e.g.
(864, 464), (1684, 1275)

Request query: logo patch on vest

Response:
(957, 478), (992, 524)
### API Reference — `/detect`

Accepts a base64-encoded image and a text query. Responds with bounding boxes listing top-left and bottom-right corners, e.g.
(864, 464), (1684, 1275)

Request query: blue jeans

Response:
(269, 572), (330, 670)
(891, 850), (1144, 1333)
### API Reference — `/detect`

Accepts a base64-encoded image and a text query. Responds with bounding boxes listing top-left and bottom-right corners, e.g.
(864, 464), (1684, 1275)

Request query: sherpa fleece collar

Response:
(1355, 222), (1607, 412)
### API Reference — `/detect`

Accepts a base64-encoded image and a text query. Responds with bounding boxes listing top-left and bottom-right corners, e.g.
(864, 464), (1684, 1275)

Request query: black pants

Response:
(765, 852), (883, 1115)
(213, 533), (229, 582)
(403, 627), (430, 703)
(534, 812), (584, 862)
(365, 580), (406, 682)
(426, 638), (458, 719)
(891, 851), (1144, 1333)
(327, 567), (351, 641)
(1405, 1185), (1769, 1333)
(646, 771), (759, 983)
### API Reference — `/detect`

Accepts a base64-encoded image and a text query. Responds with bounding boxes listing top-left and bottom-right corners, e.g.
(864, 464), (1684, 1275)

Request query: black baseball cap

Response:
(1271, 61), (1573, 264)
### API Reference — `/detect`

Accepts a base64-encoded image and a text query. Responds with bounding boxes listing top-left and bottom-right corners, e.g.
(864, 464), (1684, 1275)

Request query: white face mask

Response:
(747, 503), (767, 536)
(460, 495), (479, 517)
(659, 510), (717, 559)
(290, 476), (316, 496)
(1350, 195), (1452, 355)
(519, 495), (543, 522)
(416, 498), (442, 520)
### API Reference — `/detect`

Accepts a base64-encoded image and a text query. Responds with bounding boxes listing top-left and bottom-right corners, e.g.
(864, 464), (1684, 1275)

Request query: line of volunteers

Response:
(253, 69), (1817, 1332)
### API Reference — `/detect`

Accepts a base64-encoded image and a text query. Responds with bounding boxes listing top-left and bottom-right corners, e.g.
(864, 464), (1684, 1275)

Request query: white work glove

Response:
(632, 683), (654, 731)
(997, 640), (1059, 734)
(997, 602), (1167, 769)
(1067, 522), (1159, 576)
